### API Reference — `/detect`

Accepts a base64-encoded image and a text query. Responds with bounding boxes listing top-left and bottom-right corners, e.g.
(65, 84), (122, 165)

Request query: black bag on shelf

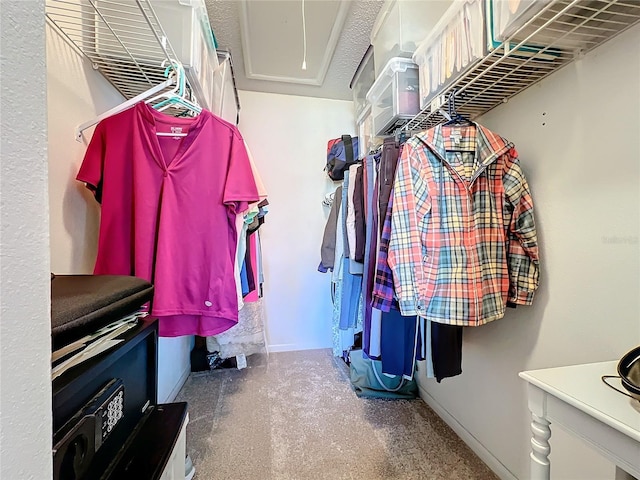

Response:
(325, 134), (359, 181)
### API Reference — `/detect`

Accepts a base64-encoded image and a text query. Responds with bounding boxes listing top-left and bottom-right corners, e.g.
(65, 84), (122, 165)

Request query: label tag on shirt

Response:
(450, 128), (461, 146)
(171, 126), (183, 140)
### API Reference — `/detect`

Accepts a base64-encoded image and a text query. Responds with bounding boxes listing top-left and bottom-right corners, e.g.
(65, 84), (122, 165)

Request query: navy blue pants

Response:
(380, 308), (417, 378)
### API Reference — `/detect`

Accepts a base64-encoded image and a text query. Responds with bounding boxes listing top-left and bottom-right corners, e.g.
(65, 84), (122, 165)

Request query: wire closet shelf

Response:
(403, 0), (640, 131)
(46, 0), (179, 100)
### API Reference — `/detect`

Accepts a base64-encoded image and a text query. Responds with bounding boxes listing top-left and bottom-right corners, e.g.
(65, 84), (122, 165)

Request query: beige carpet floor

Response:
(175, 349), (498, 480)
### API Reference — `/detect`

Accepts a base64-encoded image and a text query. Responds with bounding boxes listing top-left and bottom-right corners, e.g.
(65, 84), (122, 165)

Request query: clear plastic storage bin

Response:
(357, 106), (380, 157)
(212, 51), (238, 124)
(152, 0), (219, 110)
(491, 0), (551, 42)
(370, 0), (452, 76)
(350, 46), (376, 123)
(366, 57), (420, 137)
(488, 0), (596, 51)
(412, 0), (486, 110)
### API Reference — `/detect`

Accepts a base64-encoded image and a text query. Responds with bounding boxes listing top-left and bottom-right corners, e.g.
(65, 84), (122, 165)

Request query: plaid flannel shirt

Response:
(388, 124), (539, 326)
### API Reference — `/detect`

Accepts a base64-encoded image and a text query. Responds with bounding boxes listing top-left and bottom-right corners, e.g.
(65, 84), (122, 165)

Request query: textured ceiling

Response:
(204, 0), (384, 101)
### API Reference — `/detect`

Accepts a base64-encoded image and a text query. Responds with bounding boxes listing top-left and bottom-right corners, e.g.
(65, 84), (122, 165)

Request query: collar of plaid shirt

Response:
(387, 122), (539, 326)
(417, 123), (514, 180)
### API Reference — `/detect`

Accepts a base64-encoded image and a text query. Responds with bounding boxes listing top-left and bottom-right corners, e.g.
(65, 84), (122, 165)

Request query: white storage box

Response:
(488, 0), (602, 52)
(152, 0), (219, 111)
(370, 0), (452, 76)
(350, 46), (376, 123)
(412, 0), (486, 110)
(491, 0), (551, 42)
(357, 106), (381, 157)
(366, 57), (420, 136)
(212, 51), (239, 124)
(486, 0), (563, 70)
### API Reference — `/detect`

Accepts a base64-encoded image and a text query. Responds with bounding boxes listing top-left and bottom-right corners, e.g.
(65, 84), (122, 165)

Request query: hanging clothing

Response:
(339, 257), (362, 330)
(346, 164), (364, 275)
(339, 173), (364, 331)
(206, 298), (267, 358)
(245, 141), (268, 201)
(371, 190), (396, 312)
(332, 278), (354, 357)
(346, 164), (359, 257)
(380, 308), (419, 380)
(256, 230), (264, 296)
(372, 158), (464, 382)
(342, 169), (352, 260)
(77, 102), (259, 337)
(234, 215), (249, 310)
(318, 186), (342, 273)
(232, 142), (268, 313)
(430, 321), (463, 382)
(362, 153), (381, 358)
(353, 164), (366, 263)
(242, 233), (256, 298)
(378, 138), (400, 236)
(330, 173), (363, 357)
(243, 232), (260, 303)
(388, 123), (539, 326)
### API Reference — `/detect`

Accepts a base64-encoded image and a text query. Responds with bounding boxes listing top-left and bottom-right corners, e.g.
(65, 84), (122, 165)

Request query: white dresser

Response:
(520, 361), (640, 480)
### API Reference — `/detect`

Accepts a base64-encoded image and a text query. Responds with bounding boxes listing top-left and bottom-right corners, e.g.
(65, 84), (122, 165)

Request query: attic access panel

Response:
(239, 0), (349, 86)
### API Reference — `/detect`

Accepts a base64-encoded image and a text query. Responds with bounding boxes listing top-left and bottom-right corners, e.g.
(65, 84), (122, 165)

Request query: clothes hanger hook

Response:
(449, 89), (458, 118)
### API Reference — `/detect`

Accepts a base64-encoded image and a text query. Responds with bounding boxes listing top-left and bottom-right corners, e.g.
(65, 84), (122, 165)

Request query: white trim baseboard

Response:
(267, 343), (296, 353)
(162, 364), (191, 403)
(418, 384), (518, 480)
(267, 343), (331, 353)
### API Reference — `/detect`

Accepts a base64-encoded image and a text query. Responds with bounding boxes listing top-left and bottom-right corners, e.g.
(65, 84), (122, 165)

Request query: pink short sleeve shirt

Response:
(78, 102), (259, 336)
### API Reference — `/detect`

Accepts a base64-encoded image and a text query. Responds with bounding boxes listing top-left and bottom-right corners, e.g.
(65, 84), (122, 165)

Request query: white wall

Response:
(416, 24), (640, 480)
(0, 2), (52, 479)
(238, 90), (356, 351)
(47, 22), (123, 274)
(46, 23), (191, 404)
(157, 336), (192, 402)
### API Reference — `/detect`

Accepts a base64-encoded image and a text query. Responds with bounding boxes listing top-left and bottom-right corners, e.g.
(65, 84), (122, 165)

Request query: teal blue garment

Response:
(240, 259), (249, 297)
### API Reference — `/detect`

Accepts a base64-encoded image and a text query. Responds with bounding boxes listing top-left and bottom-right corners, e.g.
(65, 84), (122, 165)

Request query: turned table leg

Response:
(527, 384), (552, 480)
(530, 412), (552, 480)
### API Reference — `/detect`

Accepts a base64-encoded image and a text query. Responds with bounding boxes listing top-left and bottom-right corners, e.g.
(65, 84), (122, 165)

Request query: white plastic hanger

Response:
(75, 77), (174, 141)
(146, 61), (202, 137)
(75, 59), (201, 141)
